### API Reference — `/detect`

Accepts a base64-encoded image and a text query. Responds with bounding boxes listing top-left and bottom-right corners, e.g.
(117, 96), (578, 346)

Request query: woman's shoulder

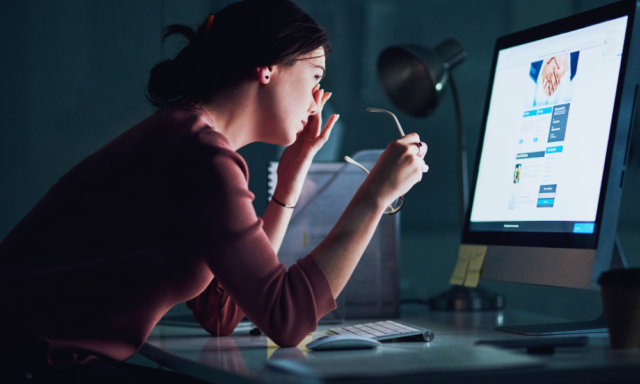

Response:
(66, 102), (245, 187)
(155, 103), (248, 181)
(133, 102), (232, 156)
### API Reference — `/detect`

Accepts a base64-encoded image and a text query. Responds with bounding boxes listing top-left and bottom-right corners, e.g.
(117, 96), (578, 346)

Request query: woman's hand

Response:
(274, 85), (340, 204)
(309, 132), (428, 298)
(363, 133), (429, 208)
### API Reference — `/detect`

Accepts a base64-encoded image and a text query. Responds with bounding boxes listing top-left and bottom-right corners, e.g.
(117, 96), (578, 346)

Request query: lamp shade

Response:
(377, 39), (466, 118)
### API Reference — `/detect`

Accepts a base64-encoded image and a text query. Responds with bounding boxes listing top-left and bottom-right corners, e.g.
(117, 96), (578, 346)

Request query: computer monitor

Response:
(462, 0), (640, 334)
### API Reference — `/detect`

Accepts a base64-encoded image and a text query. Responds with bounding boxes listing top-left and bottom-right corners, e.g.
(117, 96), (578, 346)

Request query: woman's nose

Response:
(308, 97), (319, 116)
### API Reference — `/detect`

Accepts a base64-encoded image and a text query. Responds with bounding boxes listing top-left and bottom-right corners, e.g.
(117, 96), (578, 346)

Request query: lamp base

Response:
(428, 285), (505, 311)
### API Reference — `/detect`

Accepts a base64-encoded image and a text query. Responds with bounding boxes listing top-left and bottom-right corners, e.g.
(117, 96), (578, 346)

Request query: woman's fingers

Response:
(398, 132), (420, 144)
(412, 142), (429, 173)
(368, 134), (429, 204)
(305, 86), (333, 145)
(308, 88), (332, 140)
(393, 134), (428, 171)
(314, 87), (324, 110)
(317, 114), (340, 144)
(307, 88), (324, 138)
(400, 136), (429, 175)
(321, 91), (332, 107)
(416, 141), (428, 159)
(395, 133), (427, 159)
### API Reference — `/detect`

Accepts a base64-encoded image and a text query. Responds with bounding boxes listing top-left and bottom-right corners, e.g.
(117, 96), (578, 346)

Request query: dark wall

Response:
(0, 1), (161, 240)
(3, 0), (636, 241)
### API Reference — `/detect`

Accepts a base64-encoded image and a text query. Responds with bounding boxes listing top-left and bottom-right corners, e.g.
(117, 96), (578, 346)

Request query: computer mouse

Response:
(306, 334), (381, 351)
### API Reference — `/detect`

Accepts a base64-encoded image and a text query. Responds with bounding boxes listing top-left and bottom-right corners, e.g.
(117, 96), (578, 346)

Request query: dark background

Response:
(1, 0), (638, 321)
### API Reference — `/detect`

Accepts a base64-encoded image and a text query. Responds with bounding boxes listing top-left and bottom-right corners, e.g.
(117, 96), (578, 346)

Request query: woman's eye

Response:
(314, 75), (322, 81)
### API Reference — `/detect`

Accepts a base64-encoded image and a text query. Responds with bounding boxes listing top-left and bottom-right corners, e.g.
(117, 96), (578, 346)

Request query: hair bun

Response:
(146, 0), (330, 108)
(147, 59), (185, 106)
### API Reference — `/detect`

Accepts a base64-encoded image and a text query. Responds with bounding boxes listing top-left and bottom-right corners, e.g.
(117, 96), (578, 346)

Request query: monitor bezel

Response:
(462, 0), (639, 250)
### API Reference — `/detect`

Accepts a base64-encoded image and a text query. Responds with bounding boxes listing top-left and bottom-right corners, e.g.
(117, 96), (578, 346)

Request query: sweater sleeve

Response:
(186, 277), (245, 336)
(167, 129), (336, 346)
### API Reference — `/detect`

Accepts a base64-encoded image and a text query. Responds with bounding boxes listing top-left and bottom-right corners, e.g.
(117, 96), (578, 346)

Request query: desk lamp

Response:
(376, 39), (504, 311)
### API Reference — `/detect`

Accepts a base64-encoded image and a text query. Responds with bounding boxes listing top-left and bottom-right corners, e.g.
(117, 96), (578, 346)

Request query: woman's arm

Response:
(261, 87), (338, 253)
(310, 134), (428, 297)
(309, 182), (385, 297)
(261, 189), (295, 253)
(168, 132), (335, 347)
(172, 124), (425, 346)
(265, 138), (427, 298)
(262, 85), (427, 295)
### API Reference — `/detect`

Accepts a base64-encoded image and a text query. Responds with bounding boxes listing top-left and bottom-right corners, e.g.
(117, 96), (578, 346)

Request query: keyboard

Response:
(327, 320), (435, 342)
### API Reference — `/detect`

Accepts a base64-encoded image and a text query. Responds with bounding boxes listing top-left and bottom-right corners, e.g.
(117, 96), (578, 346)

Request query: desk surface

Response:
(140, 308), (640, 384)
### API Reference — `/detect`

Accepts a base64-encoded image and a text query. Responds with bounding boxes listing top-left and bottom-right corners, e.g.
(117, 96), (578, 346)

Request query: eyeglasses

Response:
(344, 108), (407, 215)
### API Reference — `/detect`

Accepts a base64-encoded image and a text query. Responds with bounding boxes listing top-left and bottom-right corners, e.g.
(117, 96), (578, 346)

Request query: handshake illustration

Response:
(541, 54), (571, 97)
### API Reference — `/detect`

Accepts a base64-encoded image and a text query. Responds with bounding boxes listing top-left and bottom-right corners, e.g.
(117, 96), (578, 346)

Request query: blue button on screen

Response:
(573, 223), (595, 234)
(546, 146), (563, 153)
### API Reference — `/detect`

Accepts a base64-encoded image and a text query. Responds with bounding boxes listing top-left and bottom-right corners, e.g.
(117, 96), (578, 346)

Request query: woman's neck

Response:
(198, 82), (259, 150)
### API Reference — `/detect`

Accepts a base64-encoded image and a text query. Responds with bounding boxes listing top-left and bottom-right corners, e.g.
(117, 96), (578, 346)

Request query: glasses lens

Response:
(344, 156), (404, 215)
(384, 197), (404, 215)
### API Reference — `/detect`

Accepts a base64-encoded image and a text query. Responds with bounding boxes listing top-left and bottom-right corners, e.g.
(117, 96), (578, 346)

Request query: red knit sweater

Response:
(0, 103), (335, 367)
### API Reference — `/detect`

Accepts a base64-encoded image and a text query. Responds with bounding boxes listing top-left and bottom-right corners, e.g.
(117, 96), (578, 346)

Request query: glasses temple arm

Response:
(366, 108), (406, 137)
(344, 156), (370, 174)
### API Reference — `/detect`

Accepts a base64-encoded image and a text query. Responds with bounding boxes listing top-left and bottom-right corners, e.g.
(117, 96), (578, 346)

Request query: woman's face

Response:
(261, 47), (326, 146)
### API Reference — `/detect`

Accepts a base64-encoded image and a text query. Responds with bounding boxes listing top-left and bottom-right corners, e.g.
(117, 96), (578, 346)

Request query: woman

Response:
(0, 0), (428, 381)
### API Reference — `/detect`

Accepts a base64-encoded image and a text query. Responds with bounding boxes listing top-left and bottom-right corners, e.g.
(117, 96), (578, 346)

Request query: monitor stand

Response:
(495, 234), (629, 336)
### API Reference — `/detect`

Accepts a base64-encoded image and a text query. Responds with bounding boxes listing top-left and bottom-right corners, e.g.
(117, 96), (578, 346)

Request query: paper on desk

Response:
(449, 247), (471, 285)
(463, 245), (487, 287)
(449, 245), (487, 287)
(267, 334), (313, 359)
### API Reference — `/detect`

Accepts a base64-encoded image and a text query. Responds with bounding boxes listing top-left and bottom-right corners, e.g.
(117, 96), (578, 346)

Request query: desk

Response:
(140, 308), (640, 383)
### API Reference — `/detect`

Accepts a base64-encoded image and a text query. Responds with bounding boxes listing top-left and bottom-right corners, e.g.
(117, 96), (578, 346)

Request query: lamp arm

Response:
(448, 74), (470, 226)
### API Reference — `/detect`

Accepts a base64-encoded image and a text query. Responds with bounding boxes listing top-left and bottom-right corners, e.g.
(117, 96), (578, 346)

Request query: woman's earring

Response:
(265, 75), (270, 80)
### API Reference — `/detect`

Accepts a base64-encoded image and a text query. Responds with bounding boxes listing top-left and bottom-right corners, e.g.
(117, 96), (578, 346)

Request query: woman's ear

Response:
(256, 66), (275, 85)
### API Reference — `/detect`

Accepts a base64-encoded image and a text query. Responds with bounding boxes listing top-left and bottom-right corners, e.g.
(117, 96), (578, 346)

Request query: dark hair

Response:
(146, 0), (331, 108)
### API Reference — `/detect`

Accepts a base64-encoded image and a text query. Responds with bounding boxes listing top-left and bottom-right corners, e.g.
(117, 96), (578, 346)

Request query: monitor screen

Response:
(469, 16), (629, 235)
